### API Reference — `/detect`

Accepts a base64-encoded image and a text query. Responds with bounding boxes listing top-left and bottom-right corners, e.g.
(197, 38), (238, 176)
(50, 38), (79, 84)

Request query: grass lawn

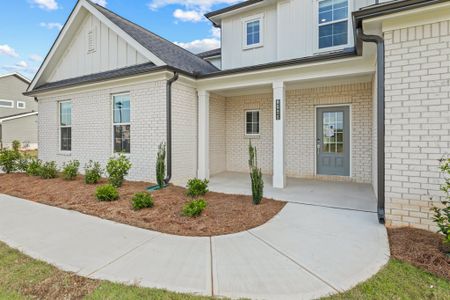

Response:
(0, 241), (449, 299)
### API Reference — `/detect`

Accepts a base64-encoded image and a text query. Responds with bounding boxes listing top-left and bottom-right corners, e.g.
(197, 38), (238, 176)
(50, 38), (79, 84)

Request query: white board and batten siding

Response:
(221, 0), (381, 70)
(48, 13), (149, 82)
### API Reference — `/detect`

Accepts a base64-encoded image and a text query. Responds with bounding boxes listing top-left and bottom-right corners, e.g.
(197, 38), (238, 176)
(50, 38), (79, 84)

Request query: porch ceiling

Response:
(210, 73), (373, 97)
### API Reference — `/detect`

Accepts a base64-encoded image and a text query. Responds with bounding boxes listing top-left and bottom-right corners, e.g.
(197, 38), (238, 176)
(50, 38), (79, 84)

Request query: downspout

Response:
(356, 28), (385, 224)
(164, 72), (179, 185)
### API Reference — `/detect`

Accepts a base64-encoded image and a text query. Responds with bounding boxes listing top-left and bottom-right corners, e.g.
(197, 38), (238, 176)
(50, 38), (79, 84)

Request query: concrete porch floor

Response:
(209, 172), (377, 213)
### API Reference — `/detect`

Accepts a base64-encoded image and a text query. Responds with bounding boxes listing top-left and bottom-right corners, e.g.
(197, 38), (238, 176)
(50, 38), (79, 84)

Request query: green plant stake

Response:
(156, 142), (166, 189)
(248, 141), (264, 205)
(432, 156), (450, 254)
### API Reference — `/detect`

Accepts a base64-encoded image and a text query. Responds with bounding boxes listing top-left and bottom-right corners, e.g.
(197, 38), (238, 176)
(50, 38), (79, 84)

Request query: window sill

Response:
(57, 152), (72, 157)
(244, 134), (261, 139)
(243, 44), (263, 51)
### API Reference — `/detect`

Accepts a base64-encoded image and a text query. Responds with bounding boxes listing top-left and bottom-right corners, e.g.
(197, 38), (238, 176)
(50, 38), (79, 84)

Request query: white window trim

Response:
(59, 100), (72, 154)
(314, 0), (353, 54)
(17, 101), (26, 109)
(242, 14), (264, 50)
(0, 99), (14, 108)
(245, 109), (261, 136)
(112, 92), (131, 155)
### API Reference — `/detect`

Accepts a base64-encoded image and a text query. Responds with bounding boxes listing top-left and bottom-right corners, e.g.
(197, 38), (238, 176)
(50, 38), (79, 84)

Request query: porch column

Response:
(197, 90), (210, 180)
(273, 81), (286, 188)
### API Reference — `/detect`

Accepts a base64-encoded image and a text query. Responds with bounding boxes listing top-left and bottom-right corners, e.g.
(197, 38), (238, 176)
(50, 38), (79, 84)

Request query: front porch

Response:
(209, 172), (377, 212)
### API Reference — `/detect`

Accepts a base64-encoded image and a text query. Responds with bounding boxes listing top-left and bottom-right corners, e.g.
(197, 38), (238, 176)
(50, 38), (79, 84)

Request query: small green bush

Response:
(84, 160), (103, 184)
(186, 178), (209, 198)
(62, 160), (80, 180)
(16, 154), (31, 173)
(182, 199), (207, 217)
(106, 154), (132, 187)
(11, 140), (21, 152)
(156, 142), (166, 189)
(131, 192), (154, 210)
(26, 158), (42, 176)
(432, 156), (450, 251)
(95, 184), (119, 201)
(0, 149), (20, 173)
(39, 161), (58, 179)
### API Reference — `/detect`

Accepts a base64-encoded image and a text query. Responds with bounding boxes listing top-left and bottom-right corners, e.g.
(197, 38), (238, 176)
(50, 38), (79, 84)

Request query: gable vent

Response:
(87, 28), (97, 54)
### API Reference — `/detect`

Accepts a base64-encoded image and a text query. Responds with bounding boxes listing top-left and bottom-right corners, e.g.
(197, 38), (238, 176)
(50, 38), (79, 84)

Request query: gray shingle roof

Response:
(28, 62), (161, 95)
(197, 48), (221, 59)
(87, 0), (218, 75)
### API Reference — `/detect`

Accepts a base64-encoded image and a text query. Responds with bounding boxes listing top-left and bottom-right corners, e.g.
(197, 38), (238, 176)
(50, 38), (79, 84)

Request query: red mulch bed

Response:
(0, 173), (285, 237)
(388, 227), (450, 280)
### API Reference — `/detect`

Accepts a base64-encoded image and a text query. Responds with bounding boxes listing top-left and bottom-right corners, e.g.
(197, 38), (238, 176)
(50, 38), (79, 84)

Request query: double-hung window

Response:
(318, 0), (349, 49)
(243, 15), (263, 49)
(246, 110), (260, 136)
(59, 101), (72, 152)
(113, 94), (131, 154)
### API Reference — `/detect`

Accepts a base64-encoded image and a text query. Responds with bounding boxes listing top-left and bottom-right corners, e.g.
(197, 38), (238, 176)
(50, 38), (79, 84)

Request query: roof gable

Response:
(28, 0), (217, 93)
(89, 1), (218, 75)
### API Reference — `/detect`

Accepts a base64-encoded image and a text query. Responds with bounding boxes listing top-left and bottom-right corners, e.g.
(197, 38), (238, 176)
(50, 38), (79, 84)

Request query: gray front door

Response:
(316, 106), (350, 176)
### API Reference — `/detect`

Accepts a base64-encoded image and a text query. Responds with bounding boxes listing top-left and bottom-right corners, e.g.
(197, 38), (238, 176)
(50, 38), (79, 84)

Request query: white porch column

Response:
(273, 81), (286, 188)
(197, 90), (210, 180)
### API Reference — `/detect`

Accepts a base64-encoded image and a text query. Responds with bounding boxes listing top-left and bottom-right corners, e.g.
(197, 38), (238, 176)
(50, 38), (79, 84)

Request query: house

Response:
(25, 0), (450, 231)
(0, 73), (38, 149)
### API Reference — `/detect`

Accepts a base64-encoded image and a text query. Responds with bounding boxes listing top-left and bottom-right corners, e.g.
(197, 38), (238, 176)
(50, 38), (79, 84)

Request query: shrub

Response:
(62, 160), (80, 180)
(12, 140), (21, 152)
(156, 142), (166, 189)
(84, 160), (103, 184)
(248, 141), (264, 205)
(182, 199), (207, 217)
(0, 149), (20, 173)
(106, 154), (132, 187)
(131, 192), (154, 210)
(26, 158), (42, 176)
(16, 154), (31, 173)
(95, 184), (119, 201)
(432, 156), (450, 251)
(39, 161), (58, 179)
(186, 178), (209, 198)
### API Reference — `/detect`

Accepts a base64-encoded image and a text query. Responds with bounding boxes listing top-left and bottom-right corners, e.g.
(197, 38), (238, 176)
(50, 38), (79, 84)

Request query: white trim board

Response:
(0, 112), (38, 123)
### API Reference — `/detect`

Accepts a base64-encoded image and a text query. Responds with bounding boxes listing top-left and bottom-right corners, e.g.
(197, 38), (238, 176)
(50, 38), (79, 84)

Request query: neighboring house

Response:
(25, 0), (450, 231)
(0, 73), (38, 149)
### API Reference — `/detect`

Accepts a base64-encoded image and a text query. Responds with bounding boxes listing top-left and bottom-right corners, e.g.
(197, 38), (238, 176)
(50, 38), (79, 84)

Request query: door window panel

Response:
(322, 111), (344, 153)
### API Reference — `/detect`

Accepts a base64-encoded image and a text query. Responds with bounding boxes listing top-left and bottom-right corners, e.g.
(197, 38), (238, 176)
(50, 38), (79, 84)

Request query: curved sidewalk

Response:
(0, 194), (389, 300)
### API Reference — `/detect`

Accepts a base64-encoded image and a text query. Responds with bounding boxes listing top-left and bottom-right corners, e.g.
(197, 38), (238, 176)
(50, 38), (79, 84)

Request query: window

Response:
(243, 15), (263, 49)
(0, 100), (14, 108)
(59, 101), (72, 152)
(246, 110), (260, 135)
(318, 0), (349, 49)
(17, 101), (26, 109)
(113, 94), (131, 153)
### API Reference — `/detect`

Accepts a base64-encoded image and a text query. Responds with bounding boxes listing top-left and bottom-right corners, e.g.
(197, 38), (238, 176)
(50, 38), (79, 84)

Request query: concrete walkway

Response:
(0, 194), (389, 300)
(210, 172), (378, 212)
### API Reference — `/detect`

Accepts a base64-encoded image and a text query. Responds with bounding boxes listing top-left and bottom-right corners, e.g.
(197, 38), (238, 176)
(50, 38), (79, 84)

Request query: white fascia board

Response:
(363, 2), (450, 32)
(196, 56), (375, 91)
(0, 73), (31, 83)
(27, 0), (166, 93)
(0, 112), (38, 123)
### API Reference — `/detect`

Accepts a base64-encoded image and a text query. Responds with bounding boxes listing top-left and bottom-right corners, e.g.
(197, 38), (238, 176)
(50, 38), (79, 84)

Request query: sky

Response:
(0, 0), (242, 80)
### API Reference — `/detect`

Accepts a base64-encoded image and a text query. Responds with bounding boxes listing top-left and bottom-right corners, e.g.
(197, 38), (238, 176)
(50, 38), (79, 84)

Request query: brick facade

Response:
(38, 79), (197, 186)
(384, 20), (450, 231)
(209, 82), (374, 183)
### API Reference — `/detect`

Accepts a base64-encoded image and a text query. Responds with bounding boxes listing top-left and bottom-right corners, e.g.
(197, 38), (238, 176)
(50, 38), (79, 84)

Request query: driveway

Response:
(0, 194), (389, 300)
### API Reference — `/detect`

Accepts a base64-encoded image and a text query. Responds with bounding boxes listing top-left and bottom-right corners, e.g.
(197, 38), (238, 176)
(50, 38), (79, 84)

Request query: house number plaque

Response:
(276, 99), (281, 120)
